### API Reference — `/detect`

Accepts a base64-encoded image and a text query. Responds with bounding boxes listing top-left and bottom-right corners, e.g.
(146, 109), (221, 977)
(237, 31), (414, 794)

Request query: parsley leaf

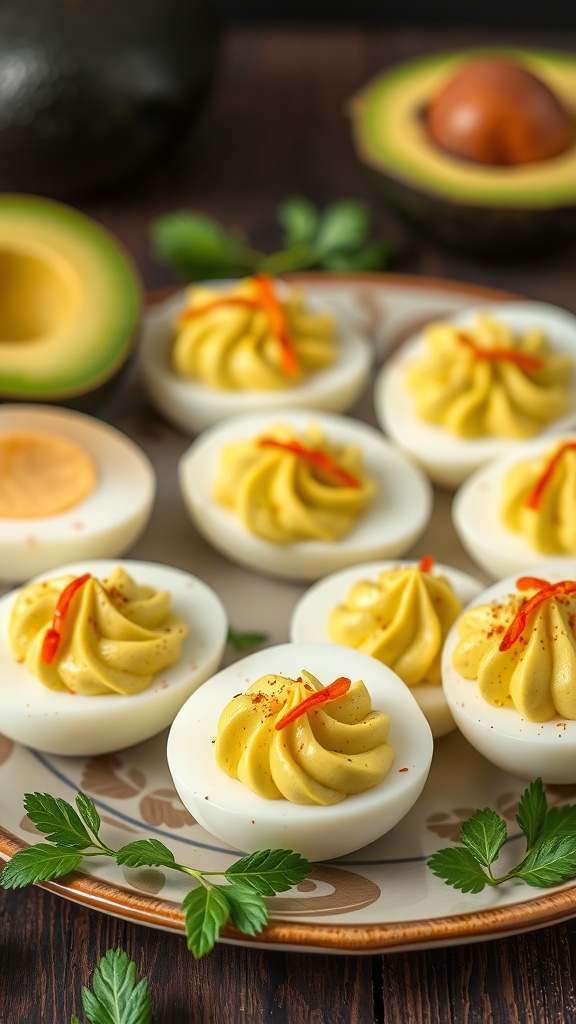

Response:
(1, 790), (311, 961)
(227, 626), (269, 651)
(78, 948), (152, 1024)
(150, 196), (395, 281)
(428, 778), (576, 894)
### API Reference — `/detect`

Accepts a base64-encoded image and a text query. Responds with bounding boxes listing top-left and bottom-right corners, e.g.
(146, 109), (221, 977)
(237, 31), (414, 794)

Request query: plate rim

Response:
(6, 270), (575, 956)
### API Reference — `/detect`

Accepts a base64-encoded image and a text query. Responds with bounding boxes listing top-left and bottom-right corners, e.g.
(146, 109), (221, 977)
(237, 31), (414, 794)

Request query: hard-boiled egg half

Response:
(167, 642), (434, 861)
(374, 301), (576, 488)
(178, 409), (433, 581)
(442, 565), (576, 783)
(0, 404), (156, 582)
(453, 434), (576, 579)
(139, 277), (373, 435)
(0, 558), (228, 756)
(290, 559), (483, 738)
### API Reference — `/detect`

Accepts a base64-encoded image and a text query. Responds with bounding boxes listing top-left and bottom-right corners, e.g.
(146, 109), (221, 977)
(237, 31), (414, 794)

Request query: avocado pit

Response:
(425, 58), (574, 166)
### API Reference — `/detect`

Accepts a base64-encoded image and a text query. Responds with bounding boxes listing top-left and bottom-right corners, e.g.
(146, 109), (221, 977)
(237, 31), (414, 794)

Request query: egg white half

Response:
(0, 405), (156, 583)
(178, 408), (433, 581)
(139, 284), (373, 435)
(442, 566), (576, 783)
(453, 433), (576, 579)
(374, 301), (576, 488)
(290, 560), (484, 738)
(167, 642), (434, 862)
(0, 558), (228, 756)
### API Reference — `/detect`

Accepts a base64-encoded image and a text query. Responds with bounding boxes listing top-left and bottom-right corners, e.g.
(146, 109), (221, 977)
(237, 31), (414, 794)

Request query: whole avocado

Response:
(0, 0), (220, 198)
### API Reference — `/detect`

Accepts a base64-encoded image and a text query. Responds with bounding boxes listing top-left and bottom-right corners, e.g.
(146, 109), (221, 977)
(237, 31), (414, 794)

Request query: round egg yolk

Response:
(0, 430), (96, 518)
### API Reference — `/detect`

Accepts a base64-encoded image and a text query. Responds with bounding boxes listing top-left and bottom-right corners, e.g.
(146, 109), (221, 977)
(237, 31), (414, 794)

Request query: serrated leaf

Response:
(1, 845), (83, 887)
(225, 848), (311, 895)
(314, 201), (369, 256)
(541, 805), (576, 841)
(182, 885), (231, 959)
(226, 627), (269, 651)
(460, 808), (507, 868)
(277, 196), (319, 247)
(516, 778), (547, 849)
(428, 847), (490, 894)
(75, 792), (101, 838)
(82, 948), (152, 1024)
(24, 792), (93, 849)
(116, 839), (176, 870)
(215, 882), (268, 936)
(516, 836), (576, 888)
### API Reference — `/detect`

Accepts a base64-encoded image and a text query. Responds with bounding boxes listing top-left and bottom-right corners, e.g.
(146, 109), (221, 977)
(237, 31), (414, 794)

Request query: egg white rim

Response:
(0, 404), (156, 543)
(178, 408), (433, 581)
(167, 641), (434, 836)
(373, 301), (576, 487)
(453, 432), (576, 579)
(442, 564), (576, 748)
(0, 558), (228, 741)
(139, 285), (373, 434)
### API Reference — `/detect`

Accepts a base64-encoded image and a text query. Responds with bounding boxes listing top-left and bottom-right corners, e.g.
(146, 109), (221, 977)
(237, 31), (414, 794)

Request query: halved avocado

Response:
(0, 195), (141, 403)
(349, 48), (576, 256)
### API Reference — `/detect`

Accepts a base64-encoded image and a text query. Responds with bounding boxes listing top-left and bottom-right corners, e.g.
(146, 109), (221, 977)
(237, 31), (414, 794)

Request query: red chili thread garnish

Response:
(258, 437), (360, 488)
(275, 676), (352, 730)
(524, 442), (576, 510)
(499, 578), (576, 652)
(457, 332), (544, 373)
(516, 575), (550, 591)
(41, 573), (92, 664)
(180, 276), (300, 378)
(419, 555), (435, 573)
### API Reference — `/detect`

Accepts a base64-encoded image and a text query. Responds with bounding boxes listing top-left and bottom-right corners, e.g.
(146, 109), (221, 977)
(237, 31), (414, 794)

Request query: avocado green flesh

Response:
(0, 195), (141, 400)
(351, 48), (576, 209)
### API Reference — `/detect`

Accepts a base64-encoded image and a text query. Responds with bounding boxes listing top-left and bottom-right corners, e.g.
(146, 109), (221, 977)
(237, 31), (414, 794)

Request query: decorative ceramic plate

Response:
(2, 273), (576, 955)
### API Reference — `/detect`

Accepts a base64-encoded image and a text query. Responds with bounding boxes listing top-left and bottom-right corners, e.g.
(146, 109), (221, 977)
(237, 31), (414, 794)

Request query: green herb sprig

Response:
(150, 196), (395, 282)
(71, 948), (152, 1024)
(1, 791), (310, 959)
(428, 778), (576, 894)
(226, 626), (269, 651)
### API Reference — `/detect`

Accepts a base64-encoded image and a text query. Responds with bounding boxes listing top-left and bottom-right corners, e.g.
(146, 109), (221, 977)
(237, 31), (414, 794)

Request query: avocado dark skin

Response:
(0, 0), (220, 199)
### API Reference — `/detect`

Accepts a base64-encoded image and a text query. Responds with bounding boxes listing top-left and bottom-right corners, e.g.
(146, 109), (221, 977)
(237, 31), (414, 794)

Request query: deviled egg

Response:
(0, 405), (156, 582)
(167, 642), (434, 861)
(374, 301), (576, 487)
(290, 559), (483, 738)
(453, 434), (576, 578)
(0, 558), (228, 756)
(178, 409), (433, 581)
(139, 276), (373, 435)
(442, 566), (576, 782)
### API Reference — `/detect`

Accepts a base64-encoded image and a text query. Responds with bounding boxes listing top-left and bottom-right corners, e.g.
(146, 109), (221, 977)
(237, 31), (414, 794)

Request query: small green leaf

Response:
(516, 778), (548, 849)
(24, 792), (94, 849)
(215, 882), (268, 936)
(75, 792), (102, 838)
(1, 845), (83, 887)
(227, 627), (269, 651)
(516, 836), (576, 888)
(225, 848), (311, 895)
(150, 212), (257, 281)
(71, 1016), (83, 1023)
(81, 948), (152, 1024)
(428, 847), (490, 894)
(314, 201), (369, 256)
(320, 238), (396, 272)
(183, 885), (231, 959)
(460, 808), (507, 868)
(116, 839), (177, 870)
(277, 196), (319, 246)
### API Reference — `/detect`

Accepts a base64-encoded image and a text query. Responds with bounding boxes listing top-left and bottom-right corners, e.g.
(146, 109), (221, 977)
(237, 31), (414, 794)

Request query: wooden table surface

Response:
(3, 21), (576, 1024)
